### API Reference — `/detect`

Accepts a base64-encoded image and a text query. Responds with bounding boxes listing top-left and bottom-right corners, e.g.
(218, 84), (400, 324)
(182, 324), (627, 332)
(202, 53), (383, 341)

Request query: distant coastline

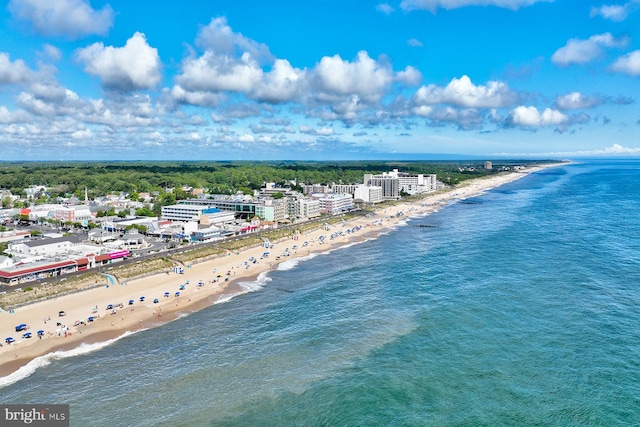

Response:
(0, 162), (565, 384)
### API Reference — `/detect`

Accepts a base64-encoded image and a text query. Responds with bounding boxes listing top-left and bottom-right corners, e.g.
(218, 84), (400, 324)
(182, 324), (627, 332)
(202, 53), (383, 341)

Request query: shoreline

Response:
(0, 163), (564, 385)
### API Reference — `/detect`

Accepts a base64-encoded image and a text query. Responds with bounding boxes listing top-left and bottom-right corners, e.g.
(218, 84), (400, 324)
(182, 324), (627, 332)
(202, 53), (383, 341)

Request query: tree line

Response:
(0, 160), (548, 205)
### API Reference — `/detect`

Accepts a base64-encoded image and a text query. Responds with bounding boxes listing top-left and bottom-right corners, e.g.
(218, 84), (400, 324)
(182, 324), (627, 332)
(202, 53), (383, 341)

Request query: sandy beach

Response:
(0, 164), (561, 381)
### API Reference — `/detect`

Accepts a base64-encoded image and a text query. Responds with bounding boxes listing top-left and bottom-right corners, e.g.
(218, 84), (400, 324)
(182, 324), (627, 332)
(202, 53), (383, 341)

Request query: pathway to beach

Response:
(0, 165), (559, 379)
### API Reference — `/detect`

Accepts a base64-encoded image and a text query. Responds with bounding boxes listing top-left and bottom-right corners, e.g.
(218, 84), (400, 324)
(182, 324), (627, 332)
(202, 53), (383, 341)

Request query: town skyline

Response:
(1, 0), (640, 160)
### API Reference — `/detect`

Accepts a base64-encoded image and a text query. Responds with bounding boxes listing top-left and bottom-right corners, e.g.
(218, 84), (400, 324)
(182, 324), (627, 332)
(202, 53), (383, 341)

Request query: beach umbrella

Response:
(58, 311), (66, 317)
(164, 292), (170, 297)
(87, 317), (94, 322)
(5, 337), (15, 344)
(153, 298), (159, 303)
(129, 299), (134, 305)
(139, 296), (145, 301)
(22, 332), (32, 339)
(175, 291), (180, 297)
(14, 324), (27, 332)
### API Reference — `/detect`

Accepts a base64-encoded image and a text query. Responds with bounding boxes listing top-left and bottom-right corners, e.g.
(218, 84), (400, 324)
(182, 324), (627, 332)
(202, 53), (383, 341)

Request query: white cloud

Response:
(195, 17), (273, 64)
(376, 3), (395, 14)
(555, 92), (600, 110)
(503, 143), (640, 157)
(238, 133), (255, 142)
(414, 106), (484, 129)
(407, 39), (424, 47)
(551, 33), (627, 66)
(8, 0), (113, 39)
(312, 51), (395, 104)
(178, 51), (263, 93)
(42, 44), (62, 62)
(299, 125), (335, 136)
(590, 1), (640, 22)
(412, 75), (517, 108)
(0, 52), (34, 85)
(175, 20), (420, 126)
(71, 129), (92, 139)
(16, 88), (84, 116)
(400, 0), (553, 12)
(396, 66), (423, 86)
(0, 106), (30, 124)
(171, 85), (225, 107)
(251, 59), (307, 103)
(176, 18), (304, 103)
(508, 105), (568, 126)
(610, 50), (640, 76)
(76, 32), (162, 91)
(601, 143), (640, 154)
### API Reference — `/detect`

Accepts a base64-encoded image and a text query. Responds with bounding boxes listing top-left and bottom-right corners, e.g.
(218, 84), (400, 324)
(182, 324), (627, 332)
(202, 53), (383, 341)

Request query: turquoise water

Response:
(1, 161), (640, 426)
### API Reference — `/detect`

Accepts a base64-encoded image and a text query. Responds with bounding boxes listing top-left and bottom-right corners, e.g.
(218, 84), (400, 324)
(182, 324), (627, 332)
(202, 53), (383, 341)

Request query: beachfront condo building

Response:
(364, 174), (400, 200)
(311, 193), (354, 215)
(286, 197), (321, 221)
(364, 170), (437, 199)
(354, 185), (383, 204)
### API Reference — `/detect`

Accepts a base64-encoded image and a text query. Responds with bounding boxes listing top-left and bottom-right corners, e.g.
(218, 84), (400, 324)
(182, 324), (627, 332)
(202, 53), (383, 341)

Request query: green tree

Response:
(135, 207), (155, 217)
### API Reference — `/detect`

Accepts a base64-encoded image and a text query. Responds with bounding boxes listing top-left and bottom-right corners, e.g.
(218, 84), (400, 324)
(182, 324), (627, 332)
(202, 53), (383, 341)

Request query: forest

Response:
(0, 160), (548, 201)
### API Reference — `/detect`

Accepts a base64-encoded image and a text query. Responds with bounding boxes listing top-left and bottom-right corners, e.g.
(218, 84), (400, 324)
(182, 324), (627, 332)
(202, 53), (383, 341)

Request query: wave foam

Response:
(215, 272), (274, 304)
(0, 330), (139, 389)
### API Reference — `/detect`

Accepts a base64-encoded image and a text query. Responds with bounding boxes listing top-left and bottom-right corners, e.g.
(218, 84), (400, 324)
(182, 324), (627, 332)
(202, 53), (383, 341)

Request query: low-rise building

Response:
(161, 204), (221, 222)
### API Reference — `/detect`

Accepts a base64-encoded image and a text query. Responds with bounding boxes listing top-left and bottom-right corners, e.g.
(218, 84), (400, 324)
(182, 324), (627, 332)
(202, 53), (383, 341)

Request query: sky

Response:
(1, 0), (640, 161)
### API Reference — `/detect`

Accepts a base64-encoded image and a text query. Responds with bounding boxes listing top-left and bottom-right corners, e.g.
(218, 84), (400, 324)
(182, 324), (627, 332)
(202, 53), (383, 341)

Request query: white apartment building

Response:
(332, 184), (358, 195)
(286, 197), (320, 220)
(354, 185), (383, 204)
(364, 169), (437, 198)
(255, 199), (288, 222)
(161, 204), (220, 222)
(364, 174), (400, 200)
(312, 193), (354, 215)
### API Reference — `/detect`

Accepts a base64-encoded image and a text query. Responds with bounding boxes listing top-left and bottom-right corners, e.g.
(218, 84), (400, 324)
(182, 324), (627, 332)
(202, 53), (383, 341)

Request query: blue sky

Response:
(1, 0), (639, 160)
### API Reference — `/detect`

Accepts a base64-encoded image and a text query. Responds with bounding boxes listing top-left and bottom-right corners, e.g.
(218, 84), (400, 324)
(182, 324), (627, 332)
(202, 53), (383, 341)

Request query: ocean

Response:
(1, 160), (639, 426)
